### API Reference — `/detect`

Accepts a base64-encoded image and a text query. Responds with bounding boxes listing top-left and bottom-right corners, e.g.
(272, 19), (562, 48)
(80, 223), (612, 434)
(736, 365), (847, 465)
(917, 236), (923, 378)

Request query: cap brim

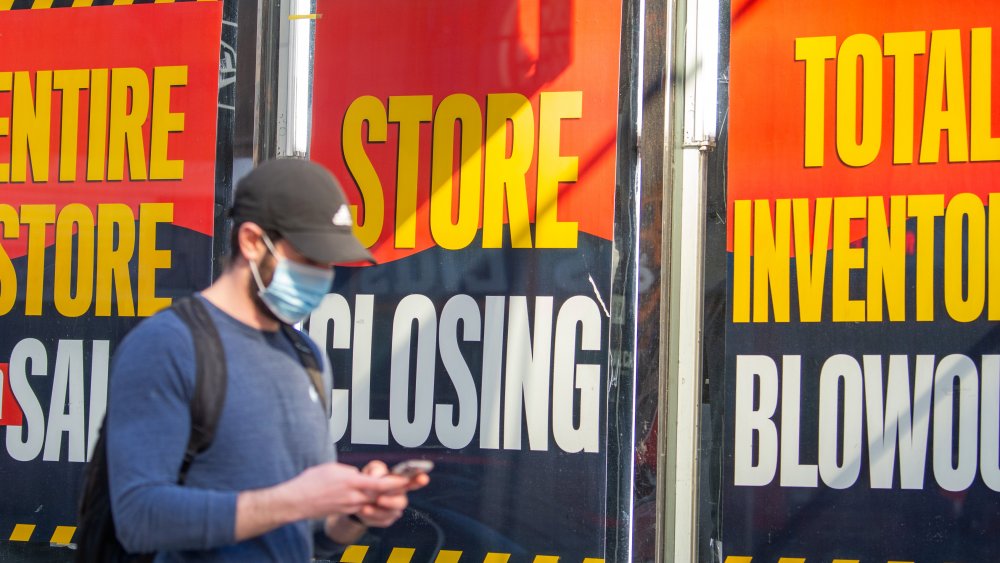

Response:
(284, 229), (376, 265)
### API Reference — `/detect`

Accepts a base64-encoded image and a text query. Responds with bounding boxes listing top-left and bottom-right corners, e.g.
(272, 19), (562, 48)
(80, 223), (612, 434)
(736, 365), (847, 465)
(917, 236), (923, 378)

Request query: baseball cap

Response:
(231, 158), (375, 264)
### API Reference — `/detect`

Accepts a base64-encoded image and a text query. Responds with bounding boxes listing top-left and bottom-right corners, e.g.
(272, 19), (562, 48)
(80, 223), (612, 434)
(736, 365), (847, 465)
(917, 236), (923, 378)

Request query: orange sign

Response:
(310, 0), (622, 263)
(730, 0), (1000, 250)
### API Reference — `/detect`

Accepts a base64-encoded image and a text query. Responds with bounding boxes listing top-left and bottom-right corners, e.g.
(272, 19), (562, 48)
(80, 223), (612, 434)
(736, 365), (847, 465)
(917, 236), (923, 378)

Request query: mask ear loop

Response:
(249, 232), (278, 291)
(260, 232), (279, 256)
(248, 256), (267, 292)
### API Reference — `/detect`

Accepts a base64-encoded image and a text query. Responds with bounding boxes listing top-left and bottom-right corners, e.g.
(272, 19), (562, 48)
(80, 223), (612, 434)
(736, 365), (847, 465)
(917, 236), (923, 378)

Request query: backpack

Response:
(75, 297), (326, 563)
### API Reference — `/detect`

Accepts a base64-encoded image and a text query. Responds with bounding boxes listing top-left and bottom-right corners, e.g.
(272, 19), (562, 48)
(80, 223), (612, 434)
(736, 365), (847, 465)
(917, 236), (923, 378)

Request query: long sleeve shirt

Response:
(106, 296), (334, 562)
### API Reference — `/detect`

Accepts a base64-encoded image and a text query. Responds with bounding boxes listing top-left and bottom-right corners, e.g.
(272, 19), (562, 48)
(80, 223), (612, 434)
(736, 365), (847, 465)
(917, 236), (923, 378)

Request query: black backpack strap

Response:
(280, 325), (328, 413)
(171, 297), (228, 485)
(75, 297), (224, 563)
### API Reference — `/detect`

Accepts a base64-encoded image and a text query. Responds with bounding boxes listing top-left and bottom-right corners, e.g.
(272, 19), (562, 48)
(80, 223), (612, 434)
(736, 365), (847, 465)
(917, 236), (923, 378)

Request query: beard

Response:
(248, 254), (281, 324)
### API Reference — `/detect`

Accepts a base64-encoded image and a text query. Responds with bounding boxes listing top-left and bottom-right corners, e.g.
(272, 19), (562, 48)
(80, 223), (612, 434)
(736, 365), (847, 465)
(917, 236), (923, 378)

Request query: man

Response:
(106, 159), (427, 561)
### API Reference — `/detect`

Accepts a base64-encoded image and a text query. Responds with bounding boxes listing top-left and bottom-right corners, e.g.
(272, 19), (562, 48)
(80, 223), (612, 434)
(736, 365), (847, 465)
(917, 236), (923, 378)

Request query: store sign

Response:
(728, 1), (1000, 561)
(0, 2), (222, 542)
(309, 0), (621, 560)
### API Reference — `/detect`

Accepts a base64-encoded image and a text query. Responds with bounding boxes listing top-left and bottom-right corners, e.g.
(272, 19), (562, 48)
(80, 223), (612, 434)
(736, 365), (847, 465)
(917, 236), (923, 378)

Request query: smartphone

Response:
(390, 459), (434, 478)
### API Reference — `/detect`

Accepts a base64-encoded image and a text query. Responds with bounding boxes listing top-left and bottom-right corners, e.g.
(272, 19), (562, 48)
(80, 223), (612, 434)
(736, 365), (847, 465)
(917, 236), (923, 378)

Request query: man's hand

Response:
(234, 461), (408, 541)
(324, 460), (431, 544)
(287, 461), (410, 520)
(356, 460), (430, 526)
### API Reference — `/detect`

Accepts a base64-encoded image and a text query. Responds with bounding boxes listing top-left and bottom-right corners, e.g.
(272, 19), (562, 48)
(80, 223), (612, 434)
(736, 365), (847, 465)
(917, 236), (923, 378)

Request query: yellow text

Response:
(732, 194), (1000, 323)
(0, 66), (187, 183)
(0, 202), (173, 317)
(342, 92), (582, 250)
(795, 28), (999, 167)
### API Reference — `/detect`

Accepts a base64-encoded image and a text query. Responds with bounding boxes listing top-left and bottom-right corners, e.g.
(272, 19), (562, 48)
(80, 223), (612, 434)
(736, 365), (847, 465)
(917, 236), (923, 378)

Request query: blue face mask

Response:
(249, 234), (335, 324)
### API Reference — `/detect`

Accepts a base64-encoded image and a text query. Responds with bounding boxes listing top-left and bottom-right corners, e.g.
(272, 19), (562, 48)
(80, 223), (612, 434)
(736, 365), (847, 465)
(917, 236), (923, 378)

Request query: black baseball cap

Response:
(231, 158), (375, 264)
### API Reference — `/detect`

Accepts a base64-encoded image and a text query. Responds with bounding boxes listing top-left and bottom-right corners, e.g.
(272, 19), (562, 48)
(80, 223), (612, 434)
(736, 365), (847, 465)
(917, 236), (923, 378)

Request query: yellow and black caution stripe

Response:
(7, 523), (76, 545)
(0, 0), (215, 10)
(340, 547), (604, 563)
(5, 524), (605, 562)
(724, 558), (917, 563)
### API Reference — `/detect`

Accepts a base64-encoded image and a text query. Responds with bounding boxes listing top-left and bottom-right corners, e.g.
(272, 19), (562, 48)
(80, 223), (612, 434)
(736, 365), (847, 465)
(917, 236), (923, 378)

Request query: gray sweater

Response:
(106, 296), (334, 562)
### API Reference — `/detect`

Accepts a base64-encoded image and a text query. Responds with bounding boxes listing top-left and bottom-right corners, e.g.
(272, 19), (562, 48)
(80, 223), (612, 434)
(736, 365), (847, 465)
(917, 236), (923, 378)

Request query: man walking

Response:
(105, 159), (426, 561)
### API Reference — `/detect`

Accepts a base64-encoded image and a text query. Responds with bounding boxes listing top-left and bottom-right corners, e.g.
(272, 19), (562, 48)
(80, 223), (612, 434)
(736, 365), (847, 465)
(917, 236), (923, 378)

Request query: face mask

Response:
(249, 234), (334, 324)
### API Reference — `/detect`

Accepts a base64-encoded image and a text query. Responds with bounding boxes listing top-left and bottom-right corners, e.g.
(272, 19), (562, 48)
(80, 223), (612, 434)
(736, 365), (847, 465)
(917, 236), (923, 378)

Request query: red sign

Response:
(730, 0), (1000, 250)
(726, 2), (1000, 560)
(307, 2), (622, 559)
(0, 2), (222, 318)
(310, 0), (622, 264)
(0, 2), (222, 258)
(0, 364), (22, 426)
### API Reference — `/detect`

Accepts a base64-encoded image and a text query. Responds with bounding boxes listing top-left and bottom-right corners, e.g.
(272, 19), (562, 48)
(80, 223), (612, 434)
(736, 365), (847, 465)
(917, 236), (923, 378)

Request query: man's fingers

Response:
(371, 474), (409, 493)
(344, 490), (374, 510)
(362, 460), (389, 477)
(373, 492), (408, 511)
(358, 504), (404, 527)
(406, 473), (430, 491)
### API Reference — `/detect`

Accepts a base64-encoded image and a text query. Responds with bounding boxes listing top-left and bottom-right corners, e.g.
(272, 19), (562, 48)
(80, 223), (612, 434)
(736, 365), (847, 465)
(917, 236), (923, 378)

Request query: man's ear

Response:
(236, 222), (266, 264)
